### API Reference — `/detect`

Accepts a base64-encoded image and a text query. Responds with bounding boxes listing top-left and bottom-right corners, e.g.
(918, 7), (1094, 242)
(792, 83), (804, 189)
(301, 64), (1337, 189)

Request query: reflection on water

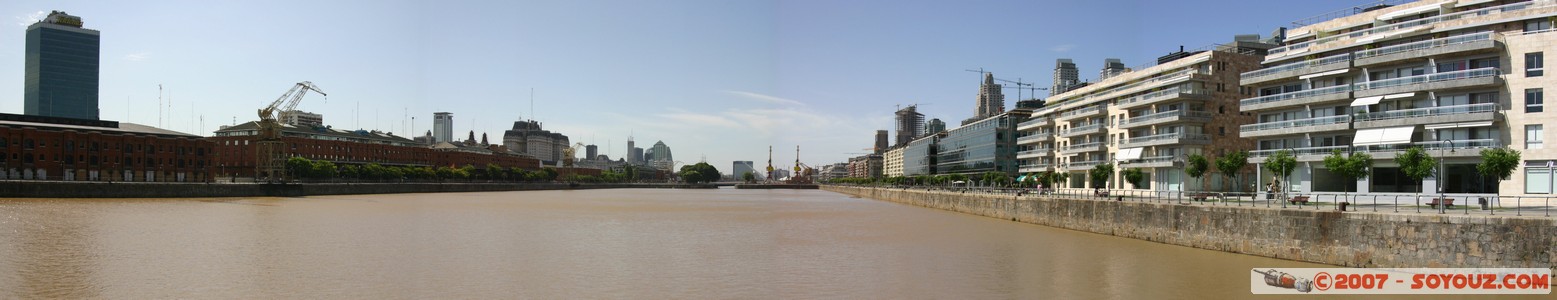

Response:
(1, 189), (1518, 298)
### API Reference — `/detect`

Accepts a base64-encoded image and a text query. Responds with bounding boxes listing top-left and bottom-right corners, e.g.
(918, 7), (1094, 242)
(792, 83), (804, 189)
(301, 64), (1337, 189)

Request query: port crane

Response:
(256, 81), (327, 182)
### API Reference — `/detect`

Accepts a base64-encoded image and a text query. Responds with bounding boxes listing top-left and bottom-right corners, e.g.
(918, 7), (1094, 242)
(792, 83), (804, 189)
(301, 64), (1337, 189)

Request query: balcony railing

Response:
(1249, 145), (1349, 158)
(1122, 110), (1212, 126)
(1353, 32), (1495, 60)
(1353, 67), (1499, 91)
(1239, 85), (1352, 107)
(1058, 104), (1105, 119)
(1017, 149), (1052, 157)
(1117, 86), (1207, 108)
(1124, 132), (1210, 145)
(1067, 160), (1107, 168)
(1121, 155), (1177, 167)
(1017, 117), (1052, 129)
(1240, 53), (1352, 80)
(1063, 142), (1105, 152)
(1267, 1), (1546, 59)
(1355, 103), (1495, 122)
(1017, 132), (1054, 143)
(1240, 115), (1351, 132)
(1060, 123), (1105, 136)
(1086, 69), (1200, 102)
(1361, 139), (1498, 153)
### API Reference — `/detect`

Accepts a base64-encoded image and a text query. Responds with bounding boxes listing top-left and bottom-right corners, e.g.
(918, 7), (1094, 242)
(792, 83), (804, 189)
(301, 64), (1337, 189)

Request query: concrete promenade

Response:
(823, 185), (1557, 276)
(0, 181), (716, 198)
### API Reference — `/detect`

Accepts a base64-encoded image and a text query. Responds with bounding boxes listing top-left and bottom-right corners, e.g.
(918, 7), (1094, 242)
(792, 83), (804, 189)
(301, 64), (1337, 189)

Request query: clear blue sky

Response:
(2, 0), (1364, 172)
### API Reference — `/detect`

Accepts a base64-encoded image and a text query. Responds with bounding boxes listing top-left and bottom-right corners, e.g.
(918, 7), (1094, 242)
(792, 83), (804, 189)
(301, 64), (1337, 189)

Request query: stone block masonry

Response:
(823, 185), (1556, 275)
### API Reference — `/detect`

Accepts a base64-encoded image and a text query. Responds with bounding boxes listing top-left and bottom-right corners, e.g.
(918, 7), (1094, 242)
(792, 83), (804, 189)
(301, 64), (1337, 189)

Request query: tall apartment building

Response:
(1018, 44), (1264, 190)
(874, 130), (889, 153)
(24, 11), (100, 120)
(1100, 58), (1127, 81)
(926, 118), (947, 134)
(894, 105), (926, 146)
(433, 112), (453, 143)
(1052, 59), (1080, 95)
(732, 161), (755, 178)
(1238, 0), (1556, 196)
(883, 146), (906, 177)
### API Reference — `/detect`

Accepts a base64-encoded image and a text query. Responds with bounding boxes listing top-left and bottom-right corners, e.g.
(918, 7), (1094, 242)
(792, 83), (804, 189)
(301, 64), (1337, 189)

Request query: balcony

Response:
(1119, 110), (1212, 129)
(1240, 53), (1352, 86)
(1353, 32), (1500, 67)
(1352, 67), (1501, 98)
(1239, 85), (1352, 112)
(1264, 1), (1547, 63)
(1017, 148), (1052, 159)
(1019, 164), (1052, 173)
(1017, 117), (1053, 131)
(1059, 142), (1106, 155)
(1055, 104), (1106, 122)
(1239, 115), (1351, 138)
(1120, 155), (1179, 168)
(1353, 103), (1497, 129)
(1017, 132), (1054, 145)
(1248, 145), (1349, 163)
(1359, 139), (1497, 158)
(1058, 123), (1107, 138)
(1121, 132), (1210, 148)
(1066, 160), (1108, 169)
(1115, 86), (1210, 110)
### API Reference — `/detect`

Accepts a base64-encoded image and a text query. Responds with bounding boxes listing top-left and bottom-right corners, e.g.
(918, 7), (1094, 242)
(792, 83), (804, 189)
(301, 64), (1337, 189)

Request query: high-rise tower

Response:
(433, 112), (453, 143)
(24, 11), (100, 120)
(973, 73), (1005, 120)
(1099, 58), (1126, 81)
(1051, 59), (1079, 95)
(893, 105), (925, 146)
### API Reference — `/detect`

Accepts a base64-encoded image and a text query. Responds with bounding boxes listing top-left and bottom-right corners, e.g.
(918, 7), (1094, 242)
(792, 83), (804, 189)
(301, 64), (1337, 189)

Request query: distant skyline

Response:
(1, 0), (1365, 170)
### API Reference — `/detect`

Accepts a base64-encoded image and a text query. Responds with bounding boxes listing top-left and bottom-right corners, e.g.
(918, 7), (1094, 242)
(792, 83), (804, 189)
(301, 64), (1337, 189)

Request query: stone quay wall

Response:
(824, 185), (1556, 274)
(0, 181), (715, 198)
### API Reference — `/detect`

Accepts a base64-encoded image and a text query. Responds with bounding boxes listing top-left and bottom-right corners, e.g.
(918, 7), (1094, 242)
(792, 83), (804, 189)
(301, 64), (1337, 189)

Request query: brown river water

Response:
(0, 188), (1537, 299)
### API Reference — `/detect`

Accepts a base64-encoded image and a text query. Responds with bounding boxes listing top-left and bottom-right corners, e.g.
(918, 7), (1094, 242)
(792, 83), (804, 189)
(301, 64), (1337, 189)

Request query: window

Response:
(1528, 88), (1545, 113)
(1527, 19), (1553, 32)
(1471, 57), (1500, 69)
(1527, 162), (1552, 194)
(1528, 52), (1544, 77)
(1529, 125), (1545, 149)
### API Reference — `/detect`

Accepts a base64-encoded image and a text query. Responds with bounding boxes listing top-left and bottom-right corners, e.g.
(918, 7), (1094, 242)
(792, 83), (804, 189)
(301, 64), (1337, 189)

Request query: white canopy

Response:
(1382, 92), (1416, 99)
(1353, 126), (1417, 146)
(1116, 148), (1144, 161)
(1298, 69), (1349, 80)
(1351, 96), (1385, 107)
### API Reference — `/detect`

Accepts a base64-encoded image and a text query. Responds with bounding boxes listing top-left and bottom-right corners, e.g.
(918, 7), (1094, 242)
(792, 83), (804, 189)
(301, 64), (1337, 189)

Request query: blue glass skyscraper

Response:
(24, 11), (100, 120)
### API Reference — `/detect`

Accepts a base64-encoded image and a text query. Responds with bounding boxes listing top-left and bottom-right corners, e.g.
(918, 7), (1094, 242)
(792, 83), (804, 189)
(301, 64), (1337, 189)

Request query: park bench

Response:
(1428, 198), (1455, 209)
(1288, 196), (1310, 205)
(1191, 193), (1212, 201)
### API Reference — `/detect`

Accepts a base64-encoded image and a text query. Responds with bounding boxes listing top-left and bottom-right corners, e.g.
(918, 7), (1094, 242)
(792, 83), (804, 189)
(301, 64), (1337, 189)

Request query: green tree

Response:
(1323, 149), (1373, 203)
(1122, 168), (1146, 189)
(742, 171), (757, 183)
(1476, 148), (1521, 194)
(1089, 163), (1114, 189)
(1185, 154), (1209, 192)
(1263, 149), (1297, 198)
(1394, 146), (1436, 194)
(486, 163), (504, 181)
(676, 162), (721, 184)
(285, 156), (312, 180)
(979, 171), (1009, 187)
(1215, 150), (1249, 193)
(1053, 172), (1070, 188)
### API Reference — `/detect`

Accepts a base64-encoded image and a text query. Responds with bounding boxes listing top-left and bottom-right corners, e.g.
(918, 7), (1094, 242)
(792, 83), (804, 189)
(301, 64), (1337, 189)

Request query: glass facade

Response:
(934, 114), (1020, 175)
(25, 23), (101, 120)
(903, 136), (936, 176)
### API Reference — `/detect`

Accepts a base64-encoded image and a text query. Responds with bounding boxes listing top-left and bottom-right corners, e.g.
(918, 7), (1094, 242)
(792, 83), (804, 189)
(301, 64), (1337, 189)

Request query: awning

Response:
(1298, 69), (1349, 80)
(1016, 175), (1029, 182)
(1116, 148), (1144, 161)
(1377, 3), (1445, 20)
(1351, 96), (1385, 106)
(1353, 126), (1417, 146)
(1424, 121), (1494, 130)
(1382, 92), (1416, 99)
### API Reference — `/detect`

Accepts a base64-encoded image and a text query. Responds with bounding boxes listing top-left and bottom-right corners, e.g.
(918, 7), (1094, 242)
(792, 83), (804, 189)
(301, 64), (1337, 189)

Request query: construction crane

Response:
(996, 78), (1049, 101)
(256, 81), (327, 183)
(562, 142), (585, 167)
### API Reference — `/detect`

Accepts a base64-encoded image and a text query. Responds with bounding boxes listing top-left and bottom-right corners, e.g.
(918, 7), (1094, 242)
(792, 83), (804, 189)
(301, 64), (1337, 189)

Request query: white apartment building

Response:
(883, 146), (906, 177)
(1017, 47), (1263, 191)
(1240, 0), (1556, 196)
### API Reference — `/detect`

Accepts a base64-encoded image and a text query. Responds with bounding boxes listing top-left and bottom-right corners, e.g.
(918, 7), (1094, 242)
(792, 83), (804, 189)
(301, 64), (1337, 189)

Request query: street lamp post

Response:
(1439, 140), (1453, 214)
(1174, 155), (1185, 203)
